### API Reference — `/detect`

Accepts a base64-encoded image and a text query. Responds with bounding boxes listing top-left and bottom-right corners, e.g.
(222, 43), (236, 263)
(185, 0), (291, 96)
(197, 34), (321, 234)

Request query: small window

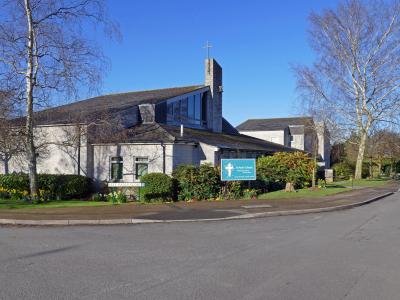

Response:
(290, 136), (294, 142)
(110, 156), (123, 181)
(173, 101), (181, 121)
(181, 97), (188, 119)
(188, 96), (195, 119)
(167, 102), (174, 122)
(201, 92), (207, 124)
(135, 157), (148, 180)
(194, 94), (201, 121)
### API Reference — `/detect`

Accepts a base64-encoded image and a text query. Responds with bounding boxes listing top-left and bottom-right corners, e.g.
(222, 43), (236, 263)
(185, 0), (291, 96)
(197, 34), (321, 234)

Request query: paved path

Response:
(0, 184), (397, 221)
(1, 192), (400, 299)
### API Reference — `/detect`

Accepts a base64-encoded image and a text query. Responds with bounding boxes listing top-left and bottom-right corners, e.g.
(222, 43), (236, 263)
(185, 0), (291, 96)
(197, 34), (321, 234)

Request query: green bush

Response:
(173, 164), (221, 201)
(332, 162), (354, 180)
(172, 165), (198, 201)
(257, 152), (314, 190)
(0, 173), (29, 192)
(141, 173), (174, 202)
(221, 181), (242, 200)
(0, 173), (92, 200)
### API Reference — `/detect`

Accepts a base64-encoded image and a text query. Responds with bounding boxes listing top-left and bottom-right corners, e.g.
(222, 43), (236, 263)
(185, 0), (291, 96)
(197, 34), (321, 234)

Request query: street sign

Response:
(221, 159), (256, 181)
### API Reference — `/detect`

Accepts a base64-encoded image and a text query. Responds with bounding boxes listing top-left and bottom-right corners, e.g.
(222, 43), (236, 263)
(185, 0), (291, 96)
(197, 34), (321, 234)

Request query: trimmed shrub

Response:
(55, 175), (92, 199)
(173, 164), (221, 201)
(193, 164), (221, 200)
(0, 173), (92, 200)
(257, 152), (314, 191)
(332, 162), (354, 180)
(141, 173), (174, 202)
(0, 173), (29, 192)
(172, 165), (198, 201)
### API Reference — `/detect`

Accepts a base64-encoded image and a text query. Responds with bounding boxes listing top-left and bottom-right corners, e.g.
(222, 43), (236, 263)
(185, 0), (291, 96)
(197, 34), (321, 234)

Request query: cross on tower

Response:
(203, 41), (212, 59)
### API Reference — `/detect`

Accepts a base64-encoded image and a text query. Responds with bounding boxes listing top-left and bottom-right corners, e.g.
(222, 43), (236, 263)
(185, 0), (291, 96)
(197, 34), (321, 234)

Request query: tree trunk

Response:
(390, 159), (395, 176)
(377, 161), (382, 177)
(4, 158), (9, 175)
(285, 182), (295, 192)
(355, 131), (367, 180)
(312, 167), (316, 188)
(369, 158), (373, 179)
(312, 155), (317, 188)
(24, 0), (39, 198)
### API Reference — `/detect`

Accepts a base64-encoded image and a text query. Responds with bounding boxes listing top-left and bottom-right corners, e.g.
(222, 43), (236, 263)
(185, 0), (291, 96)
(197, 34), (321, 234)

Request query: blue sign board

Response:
(221, 159), (256, 181)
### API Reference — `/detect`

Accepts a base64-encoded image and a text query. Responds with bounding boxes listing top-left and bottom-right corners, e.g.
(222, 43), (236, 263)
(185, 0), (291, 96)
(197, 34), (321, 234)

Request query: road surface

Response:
(1, 192), (400, 299)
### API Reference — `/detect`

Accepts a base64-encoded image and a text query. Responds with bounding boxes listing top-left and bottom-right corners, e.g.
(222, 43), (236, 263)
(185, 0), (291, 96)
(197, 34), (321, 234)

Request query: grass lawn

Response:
(258, 178), (394, 200)
(258, 185), (349, 200)
(0, 199), (114, 210)
(332, 178), (392, 187)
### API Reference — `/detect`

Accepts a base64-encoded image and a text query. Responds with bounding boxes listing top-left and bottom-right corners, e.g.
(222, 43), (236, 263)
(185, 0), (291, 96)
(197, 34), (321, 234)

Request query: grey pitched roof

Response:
(222, 117), (239, 135)
(13, 85), (205, 126)
(236, 117), (314, 131)
(93, 123), (294, 153)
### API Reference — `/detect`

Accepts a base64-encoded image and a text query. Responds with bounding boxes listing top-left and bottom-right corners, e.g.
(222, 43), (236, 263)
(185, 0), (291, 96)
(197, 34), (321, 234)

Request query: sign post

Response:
(220, 159), (256, 181)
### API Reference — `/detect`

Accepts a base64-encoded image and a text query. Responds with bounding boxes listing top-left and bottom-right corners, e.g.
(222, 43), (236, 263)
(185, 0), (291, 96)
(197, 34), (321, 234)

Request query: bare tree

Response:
(0, 91), (24, 173)
(0, 120), (25, 174)
(0, 0), (119, 197)
(294, 0), (400, 179)
(366, 129), (400, 176)
(57, 111), (128, 176)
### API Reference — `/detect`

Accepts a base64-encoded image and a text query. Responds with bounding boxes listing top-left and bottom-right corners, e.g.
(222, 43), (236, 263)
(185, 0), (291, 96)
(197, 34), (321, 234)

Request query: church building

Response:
(6, 58), (293, 184)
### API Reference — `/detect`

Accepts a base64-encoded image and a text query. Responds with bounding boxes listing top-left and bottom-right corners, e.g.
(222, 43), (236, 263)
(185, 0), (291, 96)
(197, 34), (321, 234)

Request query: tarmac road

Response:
(1, 192), (400, 300)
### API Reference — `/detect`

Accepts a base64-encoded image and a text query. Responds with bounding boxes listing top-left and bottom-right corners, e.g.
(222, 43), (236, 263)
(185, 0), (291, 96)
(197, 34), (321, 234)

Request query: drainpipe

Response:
(161, 142), (166, 174)
(77, 125), (81, 176)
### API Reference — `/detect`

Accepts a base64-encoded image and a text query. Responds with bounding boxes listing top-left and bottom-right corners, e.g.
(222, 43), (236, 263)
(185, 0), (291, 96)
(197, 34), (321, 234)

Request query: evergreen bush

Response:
(173, 164), (220, 201)
(332, 162), (354, 180)
(140, 173), (174, 202)
(0, 173), (92, 200)
(257, 152), (314, 191)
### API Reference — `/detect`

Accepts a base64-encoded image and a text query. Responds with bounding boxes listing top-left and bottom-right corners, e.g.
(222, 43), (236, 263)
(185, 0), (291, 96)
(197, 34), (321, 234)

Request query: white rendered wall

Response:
(92, 143), (174, 182)
(6, 124), (88, 175)
(291, 134), (305, 151)
(173, 144), (199, 168)
(239, 130), (286, 145)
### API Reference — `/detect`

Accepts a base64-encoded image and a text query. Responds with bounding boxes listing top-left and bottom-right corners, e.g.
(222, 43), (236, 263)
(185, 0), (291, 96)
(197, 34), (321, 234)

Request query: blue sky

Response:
(101, 0), (337, 126)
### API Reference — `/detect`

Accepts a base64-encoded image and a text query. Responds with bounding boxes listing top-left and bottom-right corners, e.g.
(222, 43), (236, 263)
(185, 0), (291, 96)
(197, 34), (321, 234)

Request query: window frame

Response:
(166, 91), (207, 128)
(110, 156), (123, 182)
(134, 156), (149, 181)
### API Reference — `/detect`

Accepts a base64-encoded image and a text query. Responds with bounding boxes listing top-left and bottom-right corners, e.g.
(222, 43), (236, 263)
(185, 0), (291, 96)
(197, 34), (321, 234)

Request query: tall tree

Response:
(0, 91), (24, 174)
(366, 129), (400, 175)
(294, 0), (400, 179)
(0, 0), (119, 197)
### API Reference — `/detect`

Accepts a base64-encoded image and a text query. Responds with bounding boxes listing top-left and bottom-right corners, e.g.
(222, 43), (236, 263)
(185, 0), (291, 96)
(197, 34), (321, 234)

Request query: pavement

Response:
(1, 190), (400, 299)
(0, 183), (398, 225)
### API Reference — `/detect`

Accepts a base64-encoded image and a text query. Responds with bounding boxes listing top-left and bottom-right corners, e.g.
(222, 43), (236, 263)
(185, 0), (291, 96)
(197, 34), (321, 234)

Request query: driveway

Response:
(1, 192), (400, 299)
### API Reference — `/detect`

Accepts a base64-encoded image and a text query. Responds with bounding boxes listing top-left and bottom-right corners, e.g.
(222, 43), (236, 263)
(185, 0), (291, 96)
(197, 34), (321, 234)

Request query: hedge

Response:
(257, 152), (314, 190)
(172, 164), (220, 201)
(0, 173), (92, 200)
(140, 173), (174, 202)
